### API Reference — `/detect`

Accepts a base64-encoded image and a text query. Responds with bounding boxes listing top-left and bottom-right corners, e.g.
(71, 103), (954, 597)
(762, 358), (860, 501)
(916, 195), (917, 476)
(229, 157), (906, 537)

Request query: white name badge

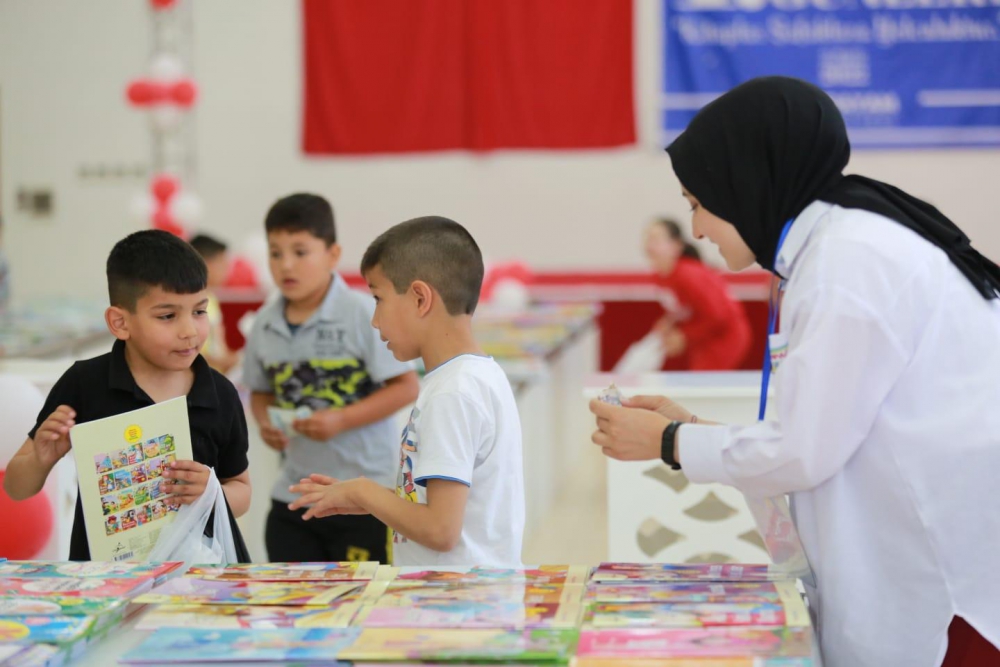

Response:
(769, 332), (789, 372)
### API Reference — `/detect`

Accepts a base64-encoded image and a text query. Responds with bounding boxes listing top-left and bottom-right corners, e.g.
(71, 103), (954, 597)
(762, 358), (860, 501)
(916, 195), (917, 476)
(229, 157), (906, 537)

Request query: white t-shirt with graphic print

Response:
(393, 354), (524, 566)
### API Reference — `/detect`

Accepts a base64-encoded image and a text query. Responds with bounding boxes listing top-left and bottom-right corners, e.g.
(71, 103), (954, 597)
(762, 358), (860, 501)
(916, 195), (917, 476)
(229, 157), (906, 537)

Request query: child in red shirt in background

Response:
(644, 217), (751, 370)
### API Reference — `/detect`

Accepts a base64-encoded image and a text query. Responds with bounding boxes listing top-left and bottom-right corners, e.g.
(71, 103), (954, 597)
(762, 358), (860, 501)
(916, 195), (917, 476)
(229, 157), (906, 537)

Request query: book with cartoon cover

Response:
(119, 627), (360, 663)
(184, 562), (379, 582)
(70, 396), (193, 562)
(355, 597), (584, 629)
(0, 576), (153, 599)
(376, 565), (591, 586)
(0, 596), (123, 617)
(134, 578), (363, 606)
(338, 628), (579, 663)
(574, 659), (813, 667)
(587, 581), (790, 604)
(575, 627), (813, 659)
(585, 601), (809, 629)
(0, 561), (182, 584)
(0, 616), (94, 644)
(361, 581), (583, 606)
(592, 563), (793, 583)
(135, 603), (362, 630)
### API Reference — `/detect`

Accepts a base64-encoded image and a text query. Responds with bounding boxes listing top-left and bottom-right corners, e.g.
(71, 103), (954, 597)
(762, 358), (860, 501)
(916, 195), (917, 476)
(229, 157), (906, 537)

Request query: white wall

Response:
(1, 0), (998, 303)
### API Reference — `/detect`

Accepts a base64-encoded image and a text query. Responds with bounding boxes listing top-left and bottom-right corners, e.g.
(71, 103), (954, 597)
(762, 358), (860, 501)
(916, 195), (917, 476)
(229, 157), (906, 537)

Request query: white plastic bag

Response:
(613, 331), (668, 373)
(146, 467), (238, 569)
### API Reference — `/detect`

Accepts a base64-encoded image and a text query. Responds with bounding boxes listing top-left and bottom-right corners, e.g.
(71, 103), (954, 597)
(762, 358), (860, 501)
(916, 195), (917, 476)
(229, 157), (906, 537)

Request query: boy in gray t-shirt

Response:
(244, 194), (418, 563)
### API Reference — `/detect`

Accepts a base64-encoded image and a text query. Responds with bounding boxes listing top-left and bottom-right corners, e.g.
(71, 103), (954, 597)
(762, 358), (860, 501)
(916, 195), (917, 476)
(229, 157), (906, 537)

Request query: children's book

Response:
(134, 578), (363, 606)
(0, 616), (94, 644)
(0, 596), (123, 617)
(587, 581), (789, 604)
(575, 627), (813, 659)
(585, 601), (809, 629)
(362, 581), (583, 606)
(184, 562), (379, 582)
(0, 561), (181, 584)
(376, 565), (591, 586)
(592, 563), (794, 583)
(355, 597), (584, 629)
(0, 576), (153, 599)
(338, 628), (579, 663)
(119, 627), (360, 663)
(135, 603), (362, 630)
(574, 660), (813, 667)
(70, 396), (193, 562)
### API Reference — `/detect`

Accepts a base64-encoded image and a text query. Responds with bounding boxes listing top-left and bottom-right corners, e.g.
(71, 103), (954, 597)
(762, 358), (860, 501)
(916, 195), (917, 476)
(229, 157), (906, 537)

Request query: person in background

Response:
(189, 234), (239, 374)
(643, 216), (751, 369)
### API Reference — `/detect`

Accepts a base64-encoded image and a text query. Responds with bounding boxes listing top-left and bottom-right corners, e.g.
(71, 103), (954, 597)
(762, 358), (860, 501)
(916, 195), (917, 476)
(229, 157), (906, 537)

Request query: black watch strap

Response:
(662, 421), (683, 471)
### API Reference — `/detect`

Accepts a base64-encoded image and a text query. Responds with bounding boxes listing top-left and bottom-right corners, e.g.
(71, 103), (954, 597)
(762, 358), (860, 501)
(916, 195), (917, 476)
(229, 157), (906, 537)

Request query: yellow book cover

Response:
(70, 397), (193, 562)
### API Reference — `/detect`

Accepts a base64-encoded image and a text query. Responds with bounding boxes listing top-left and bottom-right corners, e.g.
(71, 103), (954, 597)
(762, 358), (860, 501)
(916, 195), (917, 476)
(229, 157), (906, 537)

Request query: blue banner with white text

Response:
(664, 0), (1000, 147)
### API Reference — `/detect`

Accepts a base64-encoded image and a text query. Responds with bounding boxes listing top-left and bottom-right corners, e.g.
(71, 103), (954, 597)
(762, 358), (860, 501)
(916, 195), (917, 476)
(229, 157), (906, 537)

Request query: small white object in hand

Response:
(598, 383), (624, 407)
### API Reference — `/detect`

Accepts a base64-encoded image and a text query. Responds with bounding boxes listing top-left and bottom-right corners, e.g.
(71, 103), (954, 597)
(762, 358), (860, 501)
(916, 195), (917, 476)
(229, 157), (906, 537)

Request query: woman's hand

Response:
(589, 400), (670, 461)
(623, 394), (695, 423)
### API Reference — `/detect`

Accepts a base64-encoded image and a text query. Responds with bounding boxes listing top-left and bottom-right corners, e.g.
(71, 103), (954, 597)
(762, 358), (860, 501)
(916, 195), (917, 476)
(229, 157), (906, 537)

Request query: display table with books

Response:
(0, 560), (822, 666)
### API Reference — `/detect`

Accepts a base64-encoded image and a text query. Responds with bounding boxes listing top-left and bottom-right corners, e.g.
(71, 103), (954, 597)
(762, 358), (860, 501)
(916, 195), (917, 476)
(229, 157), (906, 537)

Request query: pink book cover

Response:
(576, 627), (813, 659)
(593, 563), (787, 583)
(0, 577), (152, 599)
(587, 582), (784, 604)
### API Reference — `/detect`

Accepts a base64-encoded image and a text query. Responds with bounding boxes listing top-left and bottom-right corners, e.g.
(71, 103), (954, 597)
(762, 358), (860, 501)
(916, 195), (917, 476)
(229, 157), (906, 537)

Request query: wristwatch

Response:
(661, 421), (683, 471)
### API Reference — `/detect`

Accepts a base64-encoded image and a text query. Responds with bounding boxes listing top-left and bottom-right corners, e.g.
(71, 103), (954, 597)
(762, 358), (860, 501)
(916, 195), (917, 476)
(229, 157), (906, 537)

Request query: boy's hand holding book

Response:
(293, 409), (347, 441)
(162, 460), (210, 507)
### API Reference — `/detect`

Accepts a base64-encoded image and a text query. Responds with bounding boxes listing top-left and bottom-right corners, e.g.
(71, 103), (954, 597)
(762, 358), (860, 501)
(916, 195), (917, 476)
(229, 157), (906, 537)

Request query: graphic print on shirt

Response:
(266, 358), (376, 411)
(394, 407), (421, 544)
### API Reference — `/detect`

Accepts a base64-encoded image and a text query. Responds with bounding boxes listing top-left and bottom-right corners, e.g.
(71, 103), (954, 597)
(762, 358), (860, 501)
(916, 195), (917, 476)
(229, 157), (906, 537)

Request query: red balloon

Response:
(171, 80), (198, 107)
(152, 208), (187, 238)
(223, 256), (259, 288)
(126, 80), (167, 106)
(151, 174), (179, 205)
(0, 471), (54, 559)
(149, 0), (177, 9)
(481, 261), (534, 300)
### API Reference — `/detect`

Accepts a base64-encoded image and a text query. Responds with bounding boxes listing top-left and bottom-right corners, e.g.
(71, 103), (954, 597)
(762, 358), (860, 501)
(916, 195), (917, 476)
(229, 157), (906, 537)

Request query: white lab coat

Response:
(680, 200), (1000, 667)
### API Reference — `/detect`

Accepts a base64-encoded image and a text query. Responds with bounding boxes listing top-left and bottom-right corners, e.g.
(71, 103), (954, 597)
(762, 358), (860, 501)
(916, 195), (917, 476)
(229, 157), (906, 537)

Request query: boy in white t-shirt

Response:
(289, 216), (525, 566)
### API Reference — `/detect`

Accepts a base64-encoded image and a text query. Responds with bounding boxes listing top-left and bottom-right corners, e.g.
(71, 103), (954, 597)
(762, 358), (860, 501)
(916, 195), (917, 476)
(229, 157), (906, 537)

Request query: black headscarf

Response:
(666, 76), (1000, 299)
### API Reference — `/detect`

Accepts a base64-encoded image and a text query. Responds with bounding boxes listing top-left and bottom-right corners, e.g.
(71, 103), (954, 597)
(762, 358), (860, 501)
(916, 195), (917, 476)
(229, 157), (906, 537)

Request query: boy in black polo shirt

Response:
(3, 230), (252, 561)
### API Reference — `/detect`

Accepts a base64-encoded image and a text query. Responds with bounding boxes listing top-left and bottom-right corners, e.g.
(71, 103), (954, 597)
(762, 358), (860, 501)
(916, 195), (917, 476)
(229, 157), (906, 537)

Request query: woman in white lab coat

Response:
(590, 77), (1000, 667)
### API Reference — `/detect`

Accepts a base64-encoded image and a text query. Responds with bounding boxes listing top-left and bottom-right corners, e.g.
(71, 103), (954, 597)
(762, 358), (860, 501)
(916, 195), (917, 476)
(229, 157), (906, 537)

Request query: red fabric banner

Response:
(302, 0), (634, 154)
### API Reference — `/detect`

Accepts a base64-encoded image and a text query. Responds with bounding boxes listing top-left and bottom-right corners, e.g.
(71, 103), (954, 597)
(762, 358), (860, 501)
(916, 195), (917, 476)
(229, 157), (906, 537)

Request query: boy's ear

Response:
(327, 243), (343, 265)
(411, 280), (435, 318)
(105, 306), (131, 341)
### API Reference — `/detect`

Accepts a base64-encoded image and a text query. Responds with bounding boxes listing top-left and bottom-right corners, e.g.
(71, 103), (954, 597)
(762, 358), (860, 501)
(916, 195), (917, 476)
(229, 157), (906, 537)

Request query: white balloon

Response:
(170, 192), (204, 226)
(149, 53), (184, 81)
(0, 374), (45, 468)
(150, 105), (183, 130)
(489, 278), (530, 313)
(128, 192), (156, 224)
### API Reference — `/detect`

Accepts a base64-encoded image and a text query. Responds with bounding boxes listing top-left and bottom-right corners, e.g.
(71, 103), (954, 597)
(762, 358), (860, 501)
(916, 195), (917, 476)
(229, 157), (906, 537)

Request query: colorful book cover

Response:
(0, 596), (123, 617)
(338, 628), (579, 662)
(0, 616), (94, 644)
(362, 581), (583, 606)
(134, 578), (363, 606)
(70, 397), (193, 562)
(585, 602), (800, 629)
(592, 563), (792, 583)
(355, 597), (583, 629)
(574, 660), (813, 666)
(576, 627), (813, 659)
(136, 603), (362, 630)
(587, 581), (788, 604)
(184, 562), (379, 582)
(0, 576), (152, 599)
(0, 561), (181, 582)
(376, 565), (591, 586)
(119, 627), (361, 663)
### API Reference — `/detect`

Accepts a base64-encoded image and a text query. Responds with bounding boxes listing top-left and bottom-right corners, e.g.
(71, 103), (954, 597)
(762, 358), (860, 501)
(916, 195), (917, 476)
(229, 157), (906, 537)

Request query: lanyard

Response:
(758, 219), (795, 421)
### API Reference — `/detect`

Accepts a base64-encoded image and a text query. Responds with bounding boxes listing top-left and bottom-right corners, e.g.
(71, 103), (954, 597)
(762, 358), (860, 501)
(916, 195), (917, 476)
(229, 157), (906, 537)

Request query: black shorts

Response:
(265, 498), (390, 563)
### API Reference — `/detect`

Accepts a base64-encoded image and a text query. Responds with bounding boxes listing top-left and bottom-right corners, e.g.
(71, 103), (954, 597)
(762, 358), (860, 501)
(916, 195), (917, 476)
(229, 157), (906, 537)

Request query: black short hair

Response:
(107, 230), (207, 311)
(188, 233), (228, 260)
(264, 193), (336, 245)
(361, 216), (483, 316)
(655, 216), (702, 262)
